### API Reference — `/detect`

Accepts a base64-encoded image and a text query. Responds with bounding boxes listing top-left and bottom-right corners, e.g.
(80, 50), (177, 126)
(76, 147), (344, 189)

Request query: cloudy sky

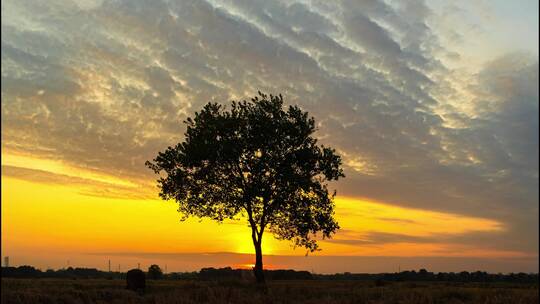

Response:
(1, 0), (538, 273)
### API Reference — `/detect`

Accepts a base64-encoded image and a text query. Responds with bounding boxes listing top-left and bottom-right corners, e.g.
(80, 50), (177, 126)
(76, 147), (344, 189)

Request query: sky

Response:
(1, 0), (538, 273)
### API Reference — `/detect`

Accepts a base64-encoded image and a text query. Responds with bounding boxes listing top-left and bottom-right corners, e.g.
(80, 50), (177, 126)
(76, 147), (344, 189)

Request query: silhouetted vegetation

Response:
(2, 266), (538, 284)
(126, 269), (146, 293)
(198, 267), (313, 281)
(314, 269), (539, 284)
(147, 264), (163, 280)
(2, 266), (124, 279)
(146, 92), (344, 283)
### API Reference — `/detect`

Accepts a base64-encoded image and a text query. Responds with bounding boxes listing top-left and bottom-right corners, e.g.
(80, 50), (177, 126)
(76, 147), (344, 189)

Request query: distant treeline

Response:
(1, 266), (125, 279)
(314, 269), (539, 284)
(2, 266), (538, 283)
(197, 267), (313, 281)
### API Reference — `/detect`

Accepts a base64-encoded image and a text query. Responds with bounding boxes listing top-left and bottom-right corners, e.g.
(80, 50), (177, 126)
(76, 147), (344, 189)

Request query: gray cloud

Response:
(327, 228), (538, 255)
(1, 0), (538, 257)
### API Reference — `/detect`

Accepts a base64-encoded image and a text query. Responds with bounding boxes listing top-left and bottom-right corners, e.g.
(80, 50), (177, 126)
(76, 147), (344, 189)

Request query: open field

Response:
(2, 278), (538, 304)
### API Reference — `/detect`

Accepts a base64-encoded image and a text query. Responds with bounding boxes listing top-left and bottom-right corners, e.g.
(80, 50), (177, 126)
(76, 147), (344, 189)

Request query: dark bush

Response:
(126, 269), (145, 293)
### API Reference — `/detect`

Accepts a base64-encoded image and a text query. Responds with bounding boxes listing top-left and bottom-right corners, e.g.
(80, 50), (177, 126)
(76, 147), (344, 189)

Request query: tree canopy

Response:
(146, 92), (344, 283)
(147, 264), (163, 280)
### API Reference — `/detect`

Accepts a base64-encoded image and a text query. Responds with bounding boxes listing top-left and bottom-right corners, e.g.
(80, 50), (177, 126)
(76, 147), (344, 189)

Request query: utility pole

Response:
(4, 256), (9, 267)
(108, 260), (111, 272)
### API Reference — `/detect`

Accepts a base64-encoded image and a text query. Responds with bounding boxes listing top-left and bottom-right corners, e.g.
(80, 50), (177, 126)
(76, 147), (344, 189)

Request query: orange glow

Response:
(238, 263), (255, 269)
(1, 153), (517, 272)
(235, 263), (280, 270)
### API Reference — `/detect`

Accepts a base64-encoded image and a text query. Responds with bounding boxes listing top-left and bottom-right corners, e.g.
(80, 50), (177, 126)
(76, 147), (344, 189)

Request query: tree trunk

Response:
(253, 240), (265, 284)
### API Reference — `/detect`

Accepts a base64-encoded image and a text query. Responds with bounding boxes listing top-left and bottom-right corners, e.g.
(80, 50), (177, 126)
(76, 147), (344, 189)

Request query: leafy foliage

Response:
(147, 265), (163, 280)
(146, 92), (344, 253)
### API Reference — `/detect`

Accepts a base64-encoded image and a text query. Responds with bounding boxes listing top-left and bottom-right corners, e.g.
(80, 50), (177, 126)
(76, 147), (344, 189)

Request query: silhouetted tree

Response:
(146, 92), (344, 283)
(147, 264), (163, 280)
(1, 265), (538, 283)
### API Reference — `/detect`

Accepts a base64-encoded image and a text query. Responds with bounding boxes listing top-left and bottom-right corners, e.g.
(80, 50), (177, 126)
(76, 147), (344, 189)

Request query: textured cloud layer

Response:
(2, 0), (538, 257)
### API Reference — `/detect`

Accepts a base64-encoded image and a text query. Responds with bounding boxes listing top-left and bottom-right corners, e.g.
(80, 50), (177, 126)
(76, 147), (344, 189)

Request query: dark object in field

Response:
(126, 269), (145, 292)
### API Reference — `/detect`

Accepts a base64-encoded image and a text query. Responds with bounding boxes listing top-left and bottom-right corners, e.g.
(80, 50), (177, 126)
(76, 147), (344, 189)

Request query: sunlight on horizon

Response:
(1, 151), (514, 271)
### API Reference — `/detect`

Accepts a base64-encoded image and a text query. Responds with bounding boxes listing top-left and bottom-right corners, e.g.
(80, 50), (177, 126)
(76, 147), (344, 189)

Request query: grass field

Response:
(2, 278), (538, 304)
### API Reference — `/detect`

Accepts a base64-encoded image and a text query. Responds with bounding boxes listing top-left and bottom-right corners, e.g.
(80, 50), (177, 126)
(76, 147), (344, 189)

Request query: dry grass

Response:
(2, 278), (538, 304)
